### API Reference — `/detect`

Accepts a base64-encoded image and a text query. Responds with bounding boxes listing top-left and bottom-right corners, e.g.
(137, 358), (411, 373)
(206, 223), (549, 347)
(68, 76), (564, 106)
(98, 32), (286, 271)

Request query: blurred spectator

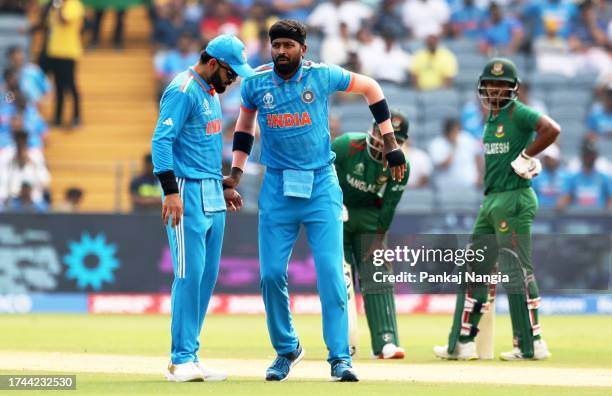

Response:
(356, 27), (385, 77)
(154, 31), (199, 96)
(401, 0), (450, 40)
(129, 153), (162, 213)
(518, 81), (548, 115)
(272, 0), (314, 21)
(246, 29), (272, 68)
(241, 2), (278, 50)
(558, 139), (611, 210)
(449, 0), (485, 39)
(56, 187), (83, 212)
(1, 92), (48, 164)
(410, 28), (458, 90)
(321, 22), (358, 66)
(307, 0), (373, 38)
(151, 1), (185, 49)
(586, 84), (612, 138)
(523, 0), (577, 40)
(6, 182), (49, 213)
(568, 0), (612, 77)
(0, 68), (20, 104)
(47, 0), (85, 128)
(479, 2), (524, 56)
(402, 139), (433, 188)
(0, 130), (50, 206)
(6, 46), (51, 109)
(372, 0), (406, 37)
(428, 118), (482, 191)
(532, 144), (568, 209)
(200, 1), (241, 42)
(361, 27), (411, 84)
(87, 2), (128, 50)
(533, 16), (575, 76)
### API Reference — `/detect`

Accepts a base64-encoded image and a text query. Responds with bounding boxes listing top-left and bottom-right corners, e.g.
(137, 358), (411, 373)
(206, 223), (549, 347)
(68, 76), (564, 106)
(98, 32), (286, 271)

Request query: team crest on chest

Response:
(498, 220), (509, 233)
(262, 92), (275, 109)
(301, 89), (315, 104)
(353, 163), (365, 176)
(495, 124), (505, 138)
(376, 174), (388, 185)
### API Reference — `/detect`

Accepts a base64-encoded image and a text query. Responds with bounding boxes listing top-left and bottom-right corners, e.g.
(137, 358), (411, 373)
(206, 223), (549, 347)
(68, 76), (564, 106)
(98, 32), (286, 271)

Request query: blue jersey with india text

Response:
(240, 60), (353, 170)
(152, 67), (223, 180)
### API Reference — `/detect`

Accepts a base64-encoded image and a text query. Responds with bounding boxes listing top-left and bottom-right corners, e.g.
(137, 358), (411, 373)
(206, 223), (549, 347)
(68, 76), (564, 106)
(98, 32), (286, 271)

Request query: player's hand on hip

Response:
(162, 193), (183, 227)
(511, 150), (542, 180)
(382, 139), (407, 181)
(224, 188), (243, 212)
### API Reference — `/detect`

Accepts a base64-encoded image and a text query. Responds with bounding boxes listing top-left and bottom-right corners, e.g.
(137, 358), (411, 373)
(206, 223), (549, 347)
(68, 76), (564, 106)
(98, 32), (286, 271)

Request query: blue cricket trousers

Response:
(258, 165), (351, 364)
(166, 178), (225, 364)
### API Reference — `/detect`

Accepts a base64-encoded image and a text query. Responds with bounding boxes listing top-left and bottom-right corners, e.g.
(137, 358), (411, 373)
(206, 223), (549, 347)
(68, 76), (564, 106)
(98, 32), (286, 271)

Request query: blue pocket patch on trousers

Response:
(283, 169), (314, 199)
(201, 179), (226, 212)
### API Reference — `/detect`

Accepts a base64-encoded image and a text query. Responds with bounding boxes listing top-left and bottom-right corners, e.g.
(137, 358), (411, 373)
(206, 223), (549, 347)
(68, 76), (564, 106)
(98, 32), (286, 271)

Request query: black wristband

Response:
(369, 98), (391, 125)
(156, 171), (179, 195)
(233, 131), (255, 155)
(385, 148), (405, 167)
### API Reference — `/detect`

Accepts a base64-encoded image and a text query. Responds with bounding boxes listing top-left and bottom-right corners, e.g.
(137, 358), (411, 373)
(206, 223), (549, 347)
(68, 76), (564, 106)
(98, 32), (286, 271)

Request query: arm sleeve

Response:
(151, 87), (193, 174)
(240, 79), (256, 112)
(327, 64), (353, 94)
(516, 103), (542, 133)
(378, 161), (410, 231)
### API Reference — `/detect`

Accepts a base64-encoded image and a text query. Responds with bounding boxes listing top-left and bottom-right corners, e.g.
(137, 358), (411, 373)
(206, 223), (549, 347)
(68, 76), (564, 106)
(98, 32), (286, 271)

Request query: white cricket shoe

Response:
(195, 361), (227, 381)
(433, 341), (478, 360)
(500, 339), (551, 361)
(165, 362), (204, 382)
(378, 343), (406, 359)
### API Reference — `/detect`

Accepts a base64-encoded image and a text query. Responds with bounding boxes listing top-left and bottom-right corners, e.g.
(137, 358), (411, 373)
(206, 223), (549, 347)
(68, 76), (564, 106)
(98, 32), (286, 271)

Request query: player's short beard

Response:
(209, 68), (227, 93)
(273, 54), (301, 76)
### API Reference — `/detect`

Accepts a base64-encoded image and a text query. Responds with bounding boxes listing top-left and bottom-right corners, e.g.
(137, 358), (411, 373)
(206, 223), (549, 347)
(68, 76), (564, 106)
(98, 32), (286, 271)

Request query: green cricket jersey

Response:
(483, 100), (541, 194)
(332, 132), (410, 232)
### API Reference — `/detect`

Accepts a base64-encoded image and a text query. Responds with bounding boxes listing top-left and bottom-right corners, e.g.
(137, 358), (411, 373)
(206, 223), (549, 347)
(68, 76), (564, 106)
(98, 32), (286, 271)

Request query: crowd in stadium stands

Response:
(0, 0), (610, 212)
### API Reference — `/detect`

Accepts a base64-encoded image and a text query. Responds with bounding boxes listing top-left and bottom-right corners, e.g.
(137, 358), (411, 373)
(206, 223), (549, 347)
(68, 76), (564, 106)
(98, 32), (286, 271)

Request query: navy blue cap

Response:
(205, 34), (254, 78)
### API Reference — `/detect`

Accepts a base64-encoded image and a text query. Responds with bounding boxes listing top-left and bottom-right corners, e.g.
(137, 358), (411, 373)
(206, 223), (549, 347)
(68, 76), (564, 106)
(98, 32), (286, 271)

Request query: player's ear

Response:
(300, 44), (307, 57)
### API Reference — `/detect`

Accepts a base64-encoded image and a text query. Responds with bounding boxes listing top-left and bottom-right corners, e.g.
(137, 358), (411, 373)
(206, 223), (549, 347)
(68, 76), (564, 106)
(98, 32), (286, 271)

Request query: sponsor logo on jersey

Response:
(266, 112), (312, 128)
(346, 174), (379, 194)
(206, 119), (222, 135)
(162, 118), (173, 127)
(262, 92), (275, 109)
(391, 184), (406, 192)
(301, 89), (315, 104)
(353, 163), (365, 176)
(498, 220), (509, 233)
(491, 62), (504, 76)
(495, 124), (505, 138)
(484, 142), (510, 155)
(376, 175), (388, 185)
(202, 98), (212, 115)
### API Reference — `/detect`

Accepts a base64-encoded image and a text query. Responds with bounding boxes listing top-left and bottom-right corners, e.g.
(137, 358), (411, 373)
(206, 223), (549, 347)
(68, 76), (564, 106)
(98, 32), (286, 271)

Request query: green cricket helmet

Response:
(478, 58), (520, 111)
(367, 110), (410, 163)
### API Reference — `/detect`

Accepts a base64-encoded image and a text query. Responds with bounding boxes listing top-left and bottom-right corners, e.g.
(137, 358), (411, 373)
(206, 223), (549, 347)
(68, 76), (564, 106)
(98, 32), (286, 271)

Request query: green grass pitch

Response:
(1, 314), (611, 395)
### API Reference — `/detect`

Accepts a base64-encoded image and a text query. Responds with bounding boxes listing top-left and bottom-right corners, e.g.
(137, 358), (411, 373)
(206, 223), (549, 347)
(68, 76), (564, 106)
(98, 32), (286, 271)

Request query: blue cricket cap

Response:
(205, 34), (254, 78)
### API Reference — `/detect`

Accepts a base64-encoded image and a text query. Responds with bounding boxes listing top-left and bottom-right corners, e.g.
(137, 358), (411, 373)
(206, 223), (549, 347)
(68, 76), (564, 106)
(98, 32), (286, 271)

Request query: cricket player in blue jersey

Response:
(151, 34), (253, 382)
(224, 20), (407, 382)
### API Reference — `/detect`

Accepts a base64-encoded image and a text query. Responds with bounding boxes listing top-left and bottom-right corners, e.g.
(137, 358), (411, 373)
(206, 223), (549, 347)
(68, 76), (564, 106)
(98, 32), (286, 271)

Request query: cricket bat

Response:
(344, 258), (359, 356)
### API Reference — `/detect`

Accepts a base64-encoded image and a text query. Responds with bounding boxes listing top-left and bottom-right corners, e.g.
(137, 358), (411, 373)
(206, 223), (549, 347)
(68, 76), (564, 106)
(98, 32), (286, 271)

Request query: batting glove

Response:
(511, 150), (542, 180)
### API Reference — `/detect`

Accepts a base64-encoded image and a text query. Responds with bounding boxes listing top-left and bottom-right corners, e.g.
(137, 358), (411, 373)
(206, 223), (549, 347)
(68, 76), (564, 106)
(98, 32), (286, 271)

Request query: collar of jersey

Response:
(188, 67), (216, 96)
(271, 61), (304, 85)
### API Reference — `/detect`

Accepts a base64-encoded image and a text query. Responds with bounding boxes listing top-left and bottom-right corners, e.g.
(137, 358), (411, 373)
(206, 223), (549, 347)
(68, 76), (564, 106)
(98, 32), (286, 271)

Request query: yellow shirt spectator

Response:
(47, 0), (85, 60)
(411, 44), (458, 91)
